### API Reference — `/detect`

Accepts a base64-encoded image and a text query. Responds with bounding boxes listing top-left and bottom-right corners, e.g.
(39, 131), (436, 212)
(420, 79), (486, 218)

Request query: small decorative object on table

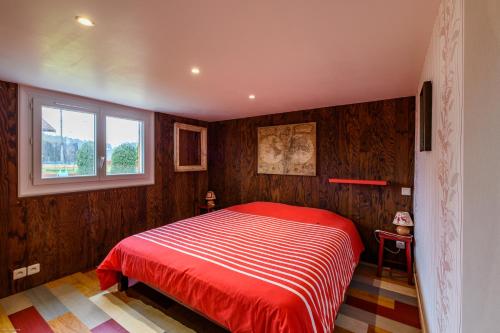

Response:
(392, 211), (413, 236)
(205, 190), (216, 207)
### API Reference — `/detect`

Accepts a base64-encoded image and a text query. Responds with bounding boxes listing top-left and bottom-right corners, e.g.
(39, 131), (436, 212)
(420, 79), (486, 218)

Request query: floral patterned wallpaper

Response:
(414, 0), (463, 332)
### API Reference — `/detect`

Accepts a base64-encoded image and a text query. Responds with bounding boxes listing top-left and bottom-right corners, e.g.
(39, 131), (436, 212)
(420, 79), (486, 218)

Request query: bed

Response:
(97, 202), (364, 333)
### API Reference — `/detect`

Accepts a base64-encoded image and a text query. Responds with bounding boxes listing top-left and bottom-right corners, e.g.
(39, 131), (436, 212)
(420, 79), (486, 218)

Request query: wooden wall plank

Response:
(178, 130), (201, 166)
(0, 81), (208, 298)
(0, 81), (18, 295)
(208, 97), (415, 265)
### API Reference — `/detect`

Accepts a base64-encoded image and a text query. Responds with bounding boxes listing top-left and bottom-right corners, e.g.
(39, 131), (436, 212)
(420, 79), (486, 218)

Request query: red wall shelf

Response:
(328, 178), (388, 186)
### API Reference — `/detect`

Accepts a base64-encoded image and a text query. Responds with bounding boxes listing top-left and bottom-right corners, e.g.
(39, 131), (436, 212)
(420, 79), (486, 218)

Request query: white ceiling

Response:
(0, 0), (439, 121)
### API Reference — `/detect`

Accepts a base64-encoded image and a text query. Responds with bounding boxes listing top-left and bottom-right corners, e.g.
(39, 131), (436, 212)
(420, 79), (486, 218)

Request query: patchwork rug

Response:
(0, 263), (420, 333)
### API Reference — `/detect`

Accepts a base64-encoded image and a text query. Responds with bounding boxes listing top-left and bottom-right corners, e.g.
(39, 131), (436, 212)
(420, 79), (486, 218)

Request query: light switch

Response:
(401, 187), (412, 196)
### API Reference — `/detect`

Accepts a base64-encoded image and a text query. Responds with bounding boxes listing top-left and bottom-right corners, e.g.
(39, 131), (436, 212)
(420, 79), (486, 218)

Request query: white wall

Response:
(414, 0), (464, 332)
(416, 0), (500, 332)
(462, 0), (500, 332)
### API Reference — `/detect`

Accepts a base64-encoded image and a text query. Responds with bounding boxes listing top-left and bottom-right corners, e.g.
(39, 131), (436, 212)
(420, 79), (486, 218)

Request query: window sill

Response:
(18, 177), (155, 197)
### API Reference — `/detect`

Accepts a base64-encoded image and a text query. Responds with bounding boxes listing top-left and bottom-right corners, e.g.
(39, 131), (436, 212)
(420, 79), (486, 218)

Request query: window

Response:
(19, 87), (154, 196)
(106, 116), (144, 175)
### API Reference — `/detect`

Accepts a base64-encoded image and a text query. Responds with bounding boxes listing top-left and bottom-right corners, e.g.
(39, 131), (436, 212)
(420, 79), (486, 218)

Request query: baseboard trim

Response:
(414, 266), (428, 333)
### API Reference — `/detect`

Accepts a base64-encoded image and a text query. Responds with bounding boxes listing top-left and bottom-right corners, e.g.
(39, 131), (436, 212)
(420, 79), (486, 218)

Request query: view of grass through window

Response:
(41, 108), (144, 178)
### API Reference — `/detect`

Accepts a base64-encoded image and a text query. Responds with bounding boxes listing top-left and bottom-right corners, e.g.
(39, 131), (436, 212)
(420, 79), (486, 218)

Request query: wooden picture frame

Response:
(174, 122), (207, 172)
(257, 122), (316, 176)
(419, 81), (432, 151)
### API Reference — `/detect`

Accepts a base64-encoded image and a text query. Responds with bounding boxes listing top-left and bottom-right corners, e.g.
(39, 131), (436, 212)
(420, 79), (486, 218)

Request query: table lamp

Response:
(392, 211), (413, 236)
(205, 191), (216, 207)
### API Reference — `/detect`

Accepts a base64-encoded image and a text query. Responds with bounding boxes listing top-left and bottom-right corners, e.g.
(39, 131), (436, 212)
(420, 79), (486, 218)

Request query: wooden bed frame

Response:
(116, 272), (229, 330)
(117, 273), (129, 292)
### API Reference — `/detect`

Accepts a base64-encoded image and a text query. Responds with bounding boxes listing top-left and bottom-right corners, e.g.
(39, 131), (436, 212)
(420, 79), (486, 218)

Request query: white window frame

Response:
(102, 112), (147, 180)
(32, 95), (100, 185)
(18, 86), (155, 197)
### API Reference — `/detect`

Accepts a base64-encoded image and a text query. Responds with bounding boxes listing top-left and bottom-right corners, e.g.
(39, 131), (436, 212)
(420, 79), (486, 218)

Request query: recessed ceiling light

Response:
(191, 67), (200, 75)
(75, 16), (95, 27)
(248, 94), (256, 100)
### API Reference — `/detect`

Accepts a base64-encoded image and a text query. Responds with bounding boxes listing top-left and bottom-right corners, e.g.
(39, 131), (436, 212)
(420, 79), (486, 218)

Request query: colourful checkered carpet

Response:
(0, 263), (421, 332)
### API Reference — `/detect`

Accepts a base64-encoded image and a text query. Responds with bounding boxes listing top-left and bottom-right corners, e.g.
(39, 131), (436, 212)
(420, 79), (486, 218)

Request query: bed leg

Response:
(118, 273), (129, 292)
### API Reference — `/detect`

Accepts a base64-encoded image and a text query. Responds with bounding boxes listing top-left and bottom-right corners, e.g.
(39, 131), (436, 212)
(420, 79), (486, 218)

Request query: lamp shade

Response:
(205, 191), (216, 201)
(392, 211), (414, 227)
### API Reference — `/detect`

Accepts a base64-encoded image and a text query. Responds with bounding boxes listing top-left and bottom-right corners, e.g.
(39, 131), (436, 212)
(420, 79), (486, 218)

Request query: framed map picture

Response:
(257, 122), (316, 176)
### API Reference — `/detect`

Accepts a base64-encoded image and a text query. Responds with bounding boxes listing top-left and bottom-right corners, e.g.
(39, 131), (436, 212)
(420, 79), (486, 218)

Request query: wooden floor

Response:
(0, 263), (420, 333)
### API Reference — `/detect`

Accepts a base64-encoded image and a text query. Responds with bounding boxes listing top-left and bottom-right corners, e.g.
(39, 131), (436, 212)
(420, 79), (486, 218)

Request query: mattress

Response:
(97, 202), (364, 333)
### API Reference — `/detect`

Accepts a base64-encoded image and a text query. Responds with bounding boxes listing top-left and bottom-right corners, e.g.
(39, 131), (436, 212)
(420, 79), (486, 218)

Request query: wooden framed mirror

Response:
(174, 122), (207, 172)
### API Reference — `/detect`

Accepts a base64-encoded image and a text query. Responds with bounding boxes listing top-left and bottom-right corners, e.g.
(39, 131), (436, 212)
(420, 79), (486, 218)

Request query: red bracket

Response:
(328, 178), (388, 186)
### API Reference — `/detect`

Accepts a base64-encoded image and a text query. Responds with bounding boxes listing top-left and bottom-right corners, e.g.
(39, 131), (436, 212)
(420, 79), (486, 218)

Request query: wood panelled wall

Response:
(208, 97), (415, 265)
(0, 81), (208, 298)
(0, 79), (414, 297)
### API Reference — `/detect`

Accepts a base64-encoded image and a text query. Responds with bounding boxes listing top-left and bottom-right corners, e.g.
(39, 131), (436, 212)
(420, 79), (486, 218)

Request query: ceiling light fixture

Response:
(248, 94), (256, 100)
(75, 16), (95, 27)
(191, 67), (200, 75)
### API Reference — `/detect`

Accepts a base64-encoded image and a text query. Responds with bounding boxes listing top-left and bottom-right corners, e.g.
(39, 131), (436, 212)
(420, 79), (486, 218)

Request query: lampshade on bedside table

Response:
(392, 211), (414, 235)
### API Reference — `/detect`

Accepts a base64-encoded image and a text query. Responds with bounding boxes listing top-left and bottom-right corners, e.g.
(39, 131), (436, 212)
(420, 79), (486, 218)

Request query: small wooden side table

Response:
(196, 204), (216, 215)
(375, 230), (413, 285)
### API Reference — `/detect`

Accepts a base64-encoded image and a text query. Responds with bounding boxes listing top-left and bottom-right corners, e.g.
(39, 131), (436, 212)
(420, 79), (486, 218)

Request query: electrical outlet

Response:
(396, 241), (406, 249)
(27, 263), (40, 276)
(13, 267), (27, 280)
(401, 187), (412, 196)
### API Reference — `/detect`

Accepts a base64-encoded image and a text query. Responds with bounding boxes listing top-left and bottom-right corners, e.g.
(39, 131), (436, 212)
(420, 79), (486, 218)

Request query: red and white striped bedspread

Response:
(97, 202), (364, 333)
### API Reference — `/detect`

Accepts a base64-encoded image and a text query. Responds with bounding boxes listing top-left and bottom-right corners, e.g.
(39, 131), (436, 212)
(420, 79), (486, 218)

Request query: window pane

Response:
(41, 107), (96, 178)
(106, 116), (144, 175)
